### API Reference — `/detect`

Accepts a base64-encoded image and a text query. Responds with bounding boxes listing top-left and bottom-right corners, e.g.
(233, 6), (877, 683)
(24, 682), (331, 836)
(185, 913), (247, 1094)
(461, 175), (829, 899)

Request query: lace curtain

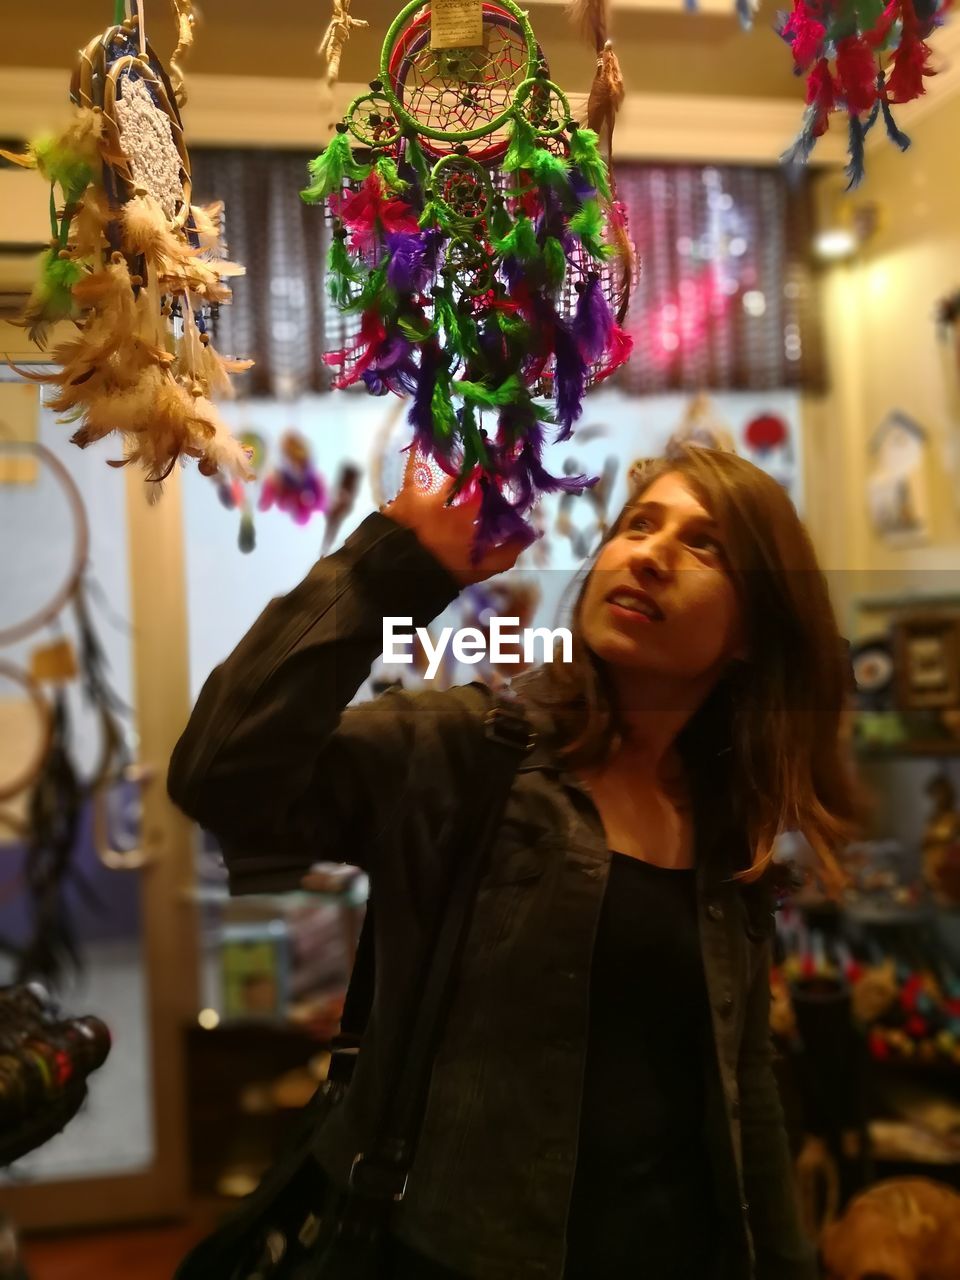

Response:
(193, 149), (824, 399)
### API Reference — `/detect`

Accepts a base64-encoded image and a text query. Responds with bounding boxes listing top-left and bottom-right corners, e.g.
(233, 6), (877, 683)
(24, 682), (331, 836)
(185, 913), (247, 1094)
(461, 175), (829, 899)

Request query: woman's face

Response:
(579, 471), (746, 684)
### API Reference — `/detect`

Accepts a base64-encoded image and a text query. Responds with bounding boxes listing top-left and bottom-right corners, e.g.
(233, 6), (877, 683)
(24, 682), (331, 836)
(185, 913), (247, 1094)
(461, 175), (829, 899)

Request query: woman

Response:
(168, 442), (863, 1280)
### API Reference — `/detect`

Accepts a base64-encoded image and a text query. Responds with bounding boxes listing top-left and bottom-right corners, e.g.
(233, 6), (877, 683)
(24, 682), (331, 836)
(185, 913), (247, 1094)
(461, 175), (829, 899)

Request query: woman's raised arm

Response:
(167, 452), (528, 892)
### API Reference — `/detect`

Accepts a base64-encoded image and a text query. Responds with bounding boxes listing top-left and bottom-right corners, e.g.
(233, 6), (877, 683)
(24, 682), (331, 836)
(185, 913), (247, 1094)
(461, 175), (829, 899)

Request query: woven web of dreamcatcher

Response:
(114, 74), (184, 217)
(394, 18), (531, 156)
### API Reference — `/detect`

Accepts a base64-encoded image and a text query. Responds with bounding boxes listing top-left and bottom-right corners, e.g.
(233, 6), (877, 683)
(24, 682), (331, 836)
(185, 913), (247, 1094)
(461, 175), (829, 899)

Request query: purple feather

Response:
(501, 253), (526, 291)
(574, 277), (615, 364)
(553, 319), (587, 440)
(513, 440), (595, 509)
(386, 231), (434, 294)
(363, 332), (417, 396)
(473, 477), (538, 562)
(569, 167), (596, 203)
(407, 342), (441, 455)
(494, 403), (596, 510)
(534, 183), (566, 239)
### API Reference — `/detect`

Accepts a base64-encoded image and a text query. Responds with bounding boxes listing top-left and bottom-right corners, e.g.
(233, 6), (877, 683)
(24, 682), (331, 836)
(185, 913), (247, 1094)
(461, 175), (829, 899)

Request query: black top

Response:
(388, 852), (720, 1280)
(562, 852), (719, 1279)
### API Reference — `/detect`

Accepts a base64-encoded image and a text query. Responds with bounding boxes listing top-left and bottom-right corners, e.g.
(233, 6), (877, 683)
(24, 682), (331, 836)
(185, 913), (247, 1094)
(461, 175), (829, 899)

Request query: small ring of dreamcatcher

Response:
(0, 662), (53, 804)
(346, 92), (402, 149)
(381, 0), (539, 152)
(514, 77), (572, 138)
(0, 441), (89, 649)
(443, 236), (494, 296)
(430, 155), (495, 225)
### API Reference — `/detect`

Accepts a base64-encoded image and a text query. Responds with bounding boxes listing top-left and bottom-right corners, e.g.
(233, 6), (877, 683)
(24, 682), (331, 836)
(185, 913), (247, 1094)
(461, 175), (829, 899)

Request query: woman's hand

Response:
(382, 449), (529, 587)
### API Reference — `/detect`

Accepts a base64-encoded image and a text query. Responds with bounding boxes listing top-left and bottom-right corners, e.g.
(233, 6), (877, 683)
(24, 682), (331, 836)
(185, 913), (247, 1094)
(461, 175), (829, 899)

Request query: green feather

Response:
(543, 236), (567, 290)
(403, 132), (432, 190)
(503, 114), (537, 173)
(492, 215), (540, 263)
(489, 199), (512, 240)
(450, 400), (489, 492)
(32, 137), (93, 204)
(327, 236), (361, 305)
(301, 133), (370, 203)
(398, 311), (435, 341)
(431, 373), (458, 442)
(496, 309), (532, 348)
(458, 310), (482, 364)
(434, 293), (463, 354)
(458, 373), (526, 408)
(570, 199), (615, 261)
(31, 249), (83, 325)
(531, 146), (571, 193)
(375, 155), (408, 194)
(343, 260), (394, 315)
(418, 199), (445, 231)
(569, 127), (612, 202)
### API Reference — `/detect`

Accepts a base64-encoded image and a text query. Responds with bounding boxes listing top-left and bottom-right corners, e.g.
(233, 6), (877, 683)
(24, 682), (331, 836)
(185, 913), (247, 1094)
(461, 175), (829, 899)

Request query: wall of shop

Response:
(807, 91), (960, 594)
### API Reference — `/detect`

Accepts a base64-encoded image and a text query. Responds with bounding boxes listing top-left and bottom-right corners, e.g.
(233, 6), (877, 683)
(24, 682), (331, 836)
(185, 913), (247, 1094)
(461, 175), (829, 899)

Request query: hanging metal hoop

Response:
(0, 440), (89, 649)
(92, 760), (156, 871)
(0, 661), (53, 803)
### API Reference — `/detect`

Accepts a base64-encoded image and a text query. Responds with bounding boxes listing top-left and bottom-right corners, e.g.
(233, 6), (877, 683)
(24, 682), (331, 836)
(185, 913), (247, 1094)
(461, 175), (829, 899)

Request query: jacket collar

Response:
(507, 668), (746, 888)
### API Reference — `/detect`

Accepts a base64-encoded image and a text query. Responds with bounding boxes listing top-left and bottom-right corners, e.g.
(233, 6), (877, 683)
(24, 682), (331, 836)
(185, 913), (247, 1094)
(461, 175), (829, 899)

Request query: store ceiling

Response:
(2, 0), (802, 100)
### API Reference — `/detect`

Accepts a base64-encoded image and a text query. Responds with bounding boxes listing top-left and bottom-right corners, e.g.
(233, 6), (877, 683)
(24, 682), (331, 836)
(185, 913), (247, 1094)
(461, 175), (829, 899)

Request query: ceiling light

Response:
(814, 228), (859, 260)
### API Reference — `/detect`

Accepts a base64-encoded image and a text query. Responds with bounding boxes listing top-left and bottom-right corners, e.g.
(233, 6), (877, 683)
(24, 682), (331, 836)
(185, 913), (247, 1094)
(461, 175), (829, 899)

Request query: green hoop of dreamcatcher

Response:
(430, 155), (495, 225)
(444, 236), (495, 296)
(346, 92), (403, 149)
(513, 77), (572, 138)
(377, 0), (539, 144)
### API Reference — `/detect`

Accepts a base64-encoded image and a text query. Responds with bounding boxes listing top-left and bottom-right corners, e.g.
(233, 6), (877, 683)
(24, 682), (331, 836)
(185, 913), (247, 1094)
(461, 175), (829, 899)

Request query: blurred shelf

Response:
(184, 879), (369, 910)
(784, 898), (960, 922)
(855, 741), (960, 760)
(854, 592), (960, 614)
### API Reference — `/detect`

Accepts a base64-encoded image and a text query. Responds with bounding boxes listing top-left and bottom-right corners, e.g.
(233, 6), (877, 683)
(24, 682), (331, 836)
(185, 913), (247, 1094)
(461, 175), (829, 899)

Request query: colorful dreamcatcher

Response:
(778, 0), (953, 185)
(303, 0), (636, 556)
(4, 1), (252, 494)
(258, 430), (327, 526)
(214, 430), (266, 552)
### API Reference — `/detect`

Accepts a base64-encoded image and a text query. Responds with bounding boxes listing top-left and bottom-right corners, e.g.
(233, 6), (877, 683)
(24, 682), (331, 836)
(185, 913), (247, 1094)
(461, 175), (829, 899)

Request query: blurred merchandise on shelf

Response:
(922, 773), (960, 906)
(0, 982), (111, 1167)
(220, 922), (290, 1021)
(820, 1177), (960, 1280)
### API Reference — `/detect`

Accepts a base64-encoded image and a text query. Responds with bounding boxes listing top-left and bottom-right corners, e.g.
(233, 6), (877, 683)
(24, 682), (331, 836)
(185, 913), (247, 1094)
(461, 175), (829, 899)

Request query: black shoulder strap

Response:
(343, 690), (534, 1199)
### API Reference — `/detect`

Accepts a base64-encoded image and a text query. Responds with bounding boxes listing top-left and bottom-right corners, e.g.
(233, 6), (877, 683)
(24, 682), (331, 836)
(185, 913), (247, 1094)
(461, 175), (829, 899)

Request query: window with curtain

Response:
(193, 149), (824, 400)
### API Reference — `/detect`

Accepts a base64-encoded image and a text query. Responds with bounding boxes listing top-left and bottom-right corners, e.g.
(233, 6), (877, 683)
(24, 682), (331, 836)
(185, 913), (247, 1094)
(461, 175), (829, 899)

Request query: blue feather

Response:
(844, 113), (866, 190)
(780, 107), (817, 178)
(736, 0), (755, 29)
(880, 97), (912, 152)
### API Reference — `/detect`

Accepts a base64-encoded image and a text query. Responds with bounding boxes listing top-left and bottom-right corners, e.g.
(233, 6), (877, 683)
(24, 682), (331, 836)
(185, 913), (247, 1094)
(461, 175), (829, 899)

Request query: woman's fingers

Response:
(473, 534), (531, 581)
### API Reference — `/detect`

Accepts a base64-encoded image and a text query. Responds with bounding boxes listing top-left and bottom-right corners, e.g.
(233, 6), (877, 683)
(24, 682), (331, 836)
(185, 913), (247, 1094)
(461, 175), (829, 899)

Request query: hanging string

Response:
(134, 0), (147, 58)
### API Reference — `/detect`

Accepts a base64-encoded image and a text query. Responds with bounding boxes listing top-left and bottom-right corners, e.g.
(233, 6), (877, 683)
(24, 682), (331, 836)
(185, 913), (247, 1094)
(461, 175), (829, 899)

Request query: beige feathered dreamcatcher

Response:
(4, 0), (253, 495)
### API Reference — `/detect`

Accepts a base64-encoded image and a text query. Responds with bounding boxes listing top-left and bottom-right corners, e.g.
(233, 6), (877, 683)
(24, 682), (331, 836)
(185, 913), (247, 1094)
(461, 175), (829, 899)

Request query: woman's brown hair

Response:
(526, 442), (868, 891)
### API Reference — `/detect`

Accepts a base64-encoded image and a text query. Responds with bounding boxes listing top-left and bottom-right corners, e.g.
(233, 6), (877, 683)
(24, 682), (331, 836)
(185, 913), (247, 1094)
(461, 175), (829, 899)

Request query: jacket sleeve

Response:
(166, 511), (465, 892)
(737, 941), (817, 1280)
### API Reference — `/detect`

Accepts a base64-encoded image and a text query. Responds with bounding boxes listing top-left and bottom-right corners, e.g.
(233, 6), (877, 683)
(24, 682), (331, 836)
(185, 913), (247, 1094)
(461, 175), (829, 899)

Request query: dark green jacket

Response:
(167, 512), (816, 1280)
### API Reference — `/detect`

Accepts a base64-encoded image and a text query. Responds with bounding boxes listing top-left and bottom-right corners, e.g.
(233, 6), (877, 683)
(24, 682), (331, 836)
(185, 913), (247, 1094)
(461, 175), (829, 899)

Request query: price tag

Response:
(431, 0), (483, 49)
